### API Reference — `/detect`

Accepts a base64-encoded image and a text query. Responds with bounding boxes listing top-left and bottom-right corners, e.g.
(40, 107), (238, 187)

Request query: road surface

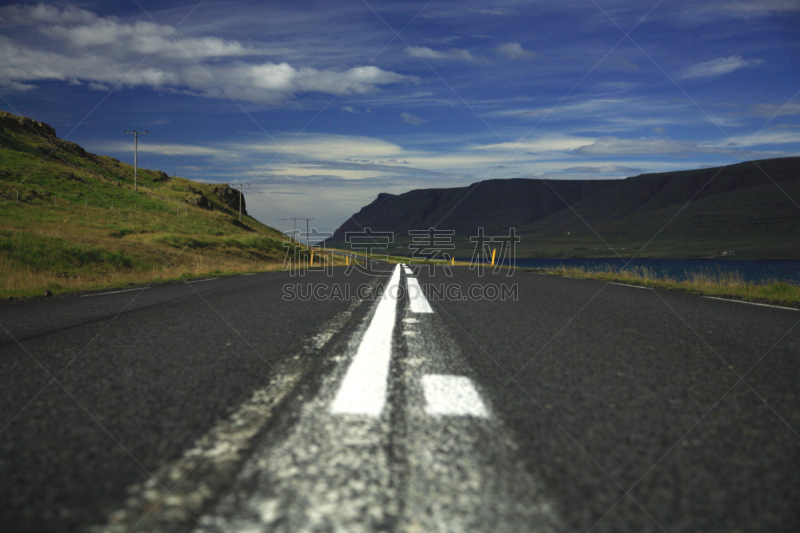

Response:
(1, 262), (798, 532)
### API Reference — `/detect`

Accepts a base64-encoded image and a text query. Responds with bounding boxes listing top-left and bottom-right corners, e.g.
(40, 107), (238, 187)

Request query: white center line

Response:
(403, 266), (413, 275)
(703, 296), (798, 311)
(82, 287), (150, 297)
(421, 374), (489, 418)
(607, 282), (651, 289)
(330, 264), (402, 416)
(406, 276), (433, 314)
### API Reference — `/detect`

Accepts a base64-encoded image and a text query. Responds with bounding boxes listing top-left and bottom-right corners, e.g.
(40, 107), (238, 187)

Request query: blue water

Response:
(468, 258), (800, 284)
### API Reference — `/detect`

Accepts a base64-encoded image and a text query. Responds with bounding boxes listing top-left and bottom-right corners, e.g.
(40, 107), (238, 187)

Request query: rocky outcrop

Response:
(186, 193), (212, 209)
(210, 184), (246, 215)
(0, 111), (57, 138)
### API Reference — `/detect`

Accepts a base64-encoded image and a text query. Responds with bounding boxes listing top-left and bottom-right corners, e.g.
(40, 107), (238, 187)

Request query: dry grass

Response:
(0, 254), (283, 298)
(531, 264), (800, 308)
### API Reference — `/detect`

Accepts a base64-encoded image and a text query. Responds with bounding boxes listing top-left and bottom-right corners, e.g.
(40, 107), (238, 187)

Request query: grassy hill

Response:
(326, 158), (800, 260)
(0, 111), (308, 299)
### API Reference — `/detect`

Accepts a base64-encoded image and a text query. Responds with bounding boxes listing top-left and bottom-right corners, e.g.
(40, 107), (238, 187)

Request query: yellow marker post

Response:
(346, 255), (349, 266)
(310, 251), (314, 266)
(491, 248), (496, 266)
(451, 256), (455, 266)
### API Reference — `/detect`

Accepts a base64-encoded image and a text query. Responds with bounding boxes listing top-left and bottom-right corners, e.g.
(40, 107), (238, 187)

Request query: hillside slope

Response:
(327, 158), (800, 259)
(0, 111), (295, 298)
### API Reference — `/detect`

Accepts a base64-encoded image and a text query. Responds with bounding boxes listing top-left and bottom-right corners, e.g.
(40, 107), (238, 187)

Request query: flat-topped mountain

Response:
(327, 158), (800, 259)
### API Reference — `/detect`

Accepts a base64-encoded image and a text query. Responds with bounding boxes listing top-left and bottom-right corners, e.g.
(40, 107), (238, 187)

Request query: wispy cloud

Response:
(400, 112), (426, 126)
(574, 136), (728, 156)
(467, 8), (515, 16)
(714, 130), (800, 148)
(90, 141), (235, 159)
(562, 165), (643, 175)
(495, 42), (535, 60)
(240, 134), (404, 161)
(722, 0), (800, 17)
(680, 55), (758, 79)
(751, 103), (800, 118)
(404, 46), (477, 62)
(474, 135), (595, 154)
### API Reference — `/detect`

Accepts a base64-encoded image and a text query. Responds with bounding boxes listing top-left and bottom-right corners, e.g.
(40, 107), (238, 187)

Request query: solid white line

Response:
(403, 267), (413, 275)
(607, 282), (651, 289)
(421, 374), (488, 418)
(82, 287), (150, 297)
(406, 275), (433, 314)
(703, 296), (798, 311)
(330, 264), (402, 416)
(186, 278), (218, 283)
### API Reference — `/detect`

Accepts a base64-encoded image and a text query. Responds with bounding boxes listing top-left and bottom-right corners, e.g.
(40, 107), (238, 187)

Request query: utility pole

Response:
(289, 217), (301, 242)
(235, 182), (250, 222)
(279, 218), (289, 236)
(300, 218), (314, 247)
(124, 130), (148, 191)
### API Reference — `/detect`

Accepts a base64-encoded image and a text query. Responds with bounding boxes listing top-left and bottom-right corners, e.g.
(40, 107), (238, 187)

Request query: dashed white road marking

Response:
(607, 281), (651, 289)
(406, 276), (434, 314)
(703, 296), (798, 311)
(330, 264), (402, 416)
(421, 374), (489, 418)
(403, 266), (413, 275)
(82, 287), (150, 297)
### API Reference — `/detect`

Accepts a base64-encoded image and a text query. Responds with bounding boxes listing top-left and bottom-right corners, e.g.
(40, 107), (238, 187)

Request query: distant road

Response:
(1, 263), (798, 532)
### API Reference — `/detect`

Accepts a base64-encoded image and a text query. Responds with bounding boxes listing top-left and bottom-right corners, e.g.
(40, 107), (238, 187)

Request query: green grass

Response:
(0, 111), (350, 299)
(528, 264), (800, 308)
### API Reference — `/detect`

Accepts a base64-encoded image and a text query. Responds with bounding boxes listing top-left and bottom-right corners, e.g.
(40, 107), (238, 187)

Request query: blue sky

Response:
(1, 0), (799, 233)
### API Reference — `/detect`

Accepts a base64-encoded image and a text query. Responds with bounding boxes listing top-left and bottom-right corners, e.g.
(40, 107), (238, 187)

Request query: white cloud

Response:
(495, 42), (535, 60)
(467, 8), (515, 16)
(91, 141), (235, 159)
(241, 134), (404, 161)
(474, 136), (595, 153)
(0, 4), (417, 104)
(562, 166), (643, 175)
(400, 112), (426, 126)
(341, 106), (360, 114)
(405, 46), (477, 62)
(0, 3), (97, 26)
(714, 130), (800, 148)
(751, 103), (800, 118)
(680, 55), (757, 79)
(574, 137), (728, 156)
(722, 0), (800, 17)
(0, 4), (279, 60)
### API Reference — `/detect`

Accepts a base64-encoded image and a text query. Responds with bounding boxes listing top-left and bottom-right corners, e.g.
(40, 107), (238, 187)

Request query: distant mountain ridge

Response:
(327, 158), (800, 260)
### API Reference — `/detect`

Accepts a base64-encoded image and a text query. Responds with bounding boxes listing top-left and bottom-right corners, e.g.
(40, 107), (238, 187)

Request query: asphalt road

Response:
(1, 261), (798, 532)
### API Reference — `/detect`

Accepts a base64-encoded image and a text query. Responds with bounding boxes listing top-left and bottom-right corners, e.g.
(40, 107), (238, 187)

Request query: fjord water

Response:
(501, 258), (800, 284)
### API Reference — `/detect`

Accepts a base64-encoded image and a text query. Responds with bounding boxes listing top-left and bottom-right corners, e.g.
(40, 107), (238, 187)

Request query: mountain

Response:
(0, 111), (290, 298)
(326, 158), (800, 260)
